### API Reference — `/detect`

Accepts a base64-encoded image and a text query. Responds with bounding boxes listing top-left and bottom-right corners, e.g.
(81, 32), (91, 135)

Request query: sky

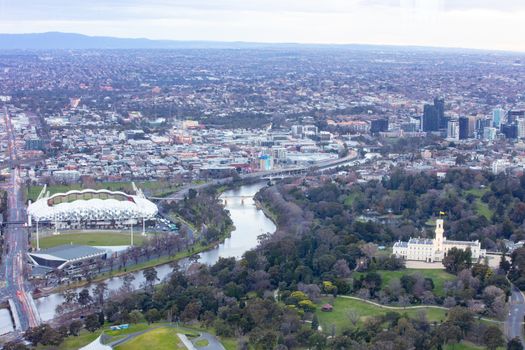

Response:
(0, 0), (524, 52)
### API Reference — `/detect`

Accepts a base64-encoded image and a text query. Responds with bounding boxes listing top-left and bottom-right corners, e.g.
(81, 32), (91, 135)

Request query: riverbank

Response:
(37, 222), (235, 297)
(253, 197), (278, 226)
(34, 182), (276, 323)
(37, 182), (240, 296)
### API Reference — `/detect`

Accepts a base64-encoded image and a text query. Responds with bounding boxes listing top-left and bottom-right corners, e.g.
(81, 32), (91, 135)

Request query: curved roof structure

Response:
(27, 188), (158, 222)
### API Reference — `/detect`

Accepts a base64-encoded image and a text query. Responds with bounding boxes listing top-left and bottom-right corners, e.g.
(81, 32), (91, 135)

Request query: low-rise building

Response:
(393, 219), (486, 262)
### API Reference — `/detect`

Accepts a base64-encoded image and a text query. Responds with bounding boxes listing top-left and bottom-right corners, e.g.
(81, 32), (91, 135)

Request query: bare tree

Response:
(347, 310), (360, 327)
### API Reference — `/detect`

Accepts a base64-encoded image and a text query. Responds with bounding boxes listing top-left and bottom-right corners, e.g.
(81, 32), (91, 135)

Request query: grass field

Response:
(344, 192), (361, 206)
(355, 269), (456, 297)
(114, 327), (185, 350)
(36, 329), (100, 350)
(315, 297), (448, 335)
(464, 188), (493, 220)
(221, 338), (238, 350)
(444, 342), (483, 350)
(32, 231), (146, 249)
(194, 339), (209, 347)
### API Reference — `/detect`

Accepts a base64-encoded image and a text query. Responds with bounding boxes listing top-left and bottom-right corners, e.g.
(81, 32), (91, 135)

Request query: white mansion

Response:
(393, 219), (486, 262)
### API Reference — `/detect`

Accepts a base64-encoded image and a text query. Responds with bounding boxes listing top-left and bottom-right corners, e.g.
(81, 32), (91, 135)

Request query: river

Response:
(34, 182), (275, 322)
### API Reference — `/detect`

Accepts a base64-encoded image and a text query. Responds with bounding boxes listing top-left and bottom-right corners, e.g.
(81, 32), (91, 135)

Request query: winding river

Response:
(33, 182), (275, 322)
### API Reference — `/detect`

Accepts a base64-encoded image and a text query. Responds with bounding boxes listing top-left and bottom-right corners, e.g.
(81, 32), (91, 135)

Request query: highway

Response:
(0, 107), (40, 332)
(151, 151), (359, 201)
(506, 284), (525, 346)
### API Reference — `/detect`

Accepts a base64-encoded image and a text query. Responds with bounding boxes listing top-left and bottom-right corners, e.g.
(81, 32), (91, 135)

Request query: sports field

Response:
(32, 231), (146, 249)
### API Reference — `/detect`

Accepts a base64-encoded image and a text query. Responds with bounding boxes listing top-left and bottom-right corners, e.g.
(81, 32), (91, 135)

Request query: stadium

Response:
(27, 187), (158, 248)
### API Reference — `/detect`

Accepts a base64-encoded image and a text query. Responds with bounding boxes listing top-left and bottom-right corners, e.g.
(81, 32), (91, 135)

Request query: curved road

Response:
(506, 285), (525, 346)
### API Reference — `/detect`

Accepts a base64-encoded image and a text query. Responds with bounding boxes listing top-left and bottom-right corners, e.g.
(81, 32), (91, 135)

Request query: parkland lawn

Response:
(354, 269), (456, 297)
(32, 231), (147, 249)
(444, 341), (504, 350)
(315, 297), (448, 335)
(114, 327), (186, 350)
(464, 188), (493, 220)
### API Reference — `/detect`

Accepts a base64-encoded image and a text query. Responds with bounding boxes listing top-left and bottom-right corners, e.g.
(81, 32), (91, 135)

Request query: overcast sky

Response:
(0, 0), (524, 52)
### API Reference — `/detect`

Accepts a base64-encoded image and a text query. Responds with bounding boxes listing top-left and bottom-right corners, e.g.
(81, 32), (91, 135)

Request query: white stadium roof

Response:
(27, 189), (158, 222)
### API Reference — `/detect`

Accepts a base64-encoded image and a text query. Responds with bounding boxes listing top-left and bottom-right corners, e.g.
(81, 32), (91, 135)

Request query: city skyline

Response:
(0, 0), (525, 52)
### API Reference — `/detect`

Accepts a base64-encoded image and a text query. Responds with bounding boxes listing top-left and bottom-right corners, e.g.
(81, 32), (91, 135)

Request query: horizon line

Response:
(1, 31), (525, 55)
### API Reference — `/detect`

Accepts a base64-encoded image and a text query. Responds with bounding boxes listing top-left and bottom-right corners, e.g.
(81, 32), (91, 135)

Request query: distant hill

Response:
(0, 32), (512, 53)
(0, 32), (271, 50)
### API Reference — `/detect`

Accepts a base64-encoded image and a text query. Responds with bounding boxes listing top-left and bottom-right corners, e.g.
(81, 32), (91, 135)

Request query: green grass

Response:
(355, 269), (456, 297)
(315, 297), (448, 335)
(344, 192), (360, 206)
(194, 339), (209, 347)
(40, 330), (99, 350)
(464, 188), (493, 220)
(464, 188), (488, 197)
(32, 231), (146, 249)
(114, 327), (185, 350)
(444, 341), (504, 350)
(474, 200), (493, 220)
(220, 338), (238, 350)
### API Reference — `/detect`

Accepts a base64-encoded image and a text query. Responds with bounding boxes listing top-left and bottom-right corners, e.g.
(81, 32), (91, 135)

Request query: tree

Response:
(39, 325), (63, 346)
(434, 321), (462, 347)
(145, 308), (161, 324)
(507, 337), (524, 350)
(3, 341), (29, 350)
(93, 282), (108, 307)
(68, 320), (82, 336)
(77, 288), (92, 306)
(500, 253), (511, 273)
(25, 326), (44, 346)
(25, 325), (48, 346)
(128, 310), (143, 324)
(483, 325), (505, 350)
(347, 310), (360, 327)
(447, 307), (474, 336)
(85, 314), (101, 332)
(311, 314), (319, 330)
(181, 301), (201, 322)
(143, 267), (158, 291)
(442, 248), (472, 274)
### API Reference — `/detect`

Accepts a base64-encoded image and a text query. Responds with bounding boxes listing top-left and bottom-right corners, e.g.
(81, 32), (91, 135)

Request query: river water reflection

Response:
(34, 182), (275, 322)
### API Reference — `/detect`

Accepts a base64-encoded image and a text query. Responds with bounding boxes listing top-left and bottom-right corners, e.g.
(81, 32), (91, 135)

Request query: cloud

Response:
(363, 0), (525, 12)
(0, 0), (524, 51)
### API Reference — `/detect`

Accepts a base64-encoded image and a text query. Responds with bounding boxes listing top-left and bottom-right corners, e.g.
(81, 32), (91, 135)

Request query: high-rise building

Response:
(422, 104), (439, 132)
(434, 97), (447, 129)
(507, 110), (525, 124)
(370, 118), (389, 134)
(447, 120), (459, 141)
(492, 108), (504, 128)
(468, 116), (477, 138)
(458, 117), (470, 140)
(422, 98), (447, 132)
(483, 127), (497, 141)
(518, 118), (525, 138)
(259, 155), (273, 171)
(501, 124), (518, 139)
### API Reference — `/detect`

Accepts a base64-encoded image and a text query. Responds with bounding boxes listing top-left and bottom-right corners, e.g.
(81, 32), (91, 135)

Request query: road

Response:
(506, 285), (525, 346)
(0, 107), (40, 332)
(151, 152), (359, 201)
